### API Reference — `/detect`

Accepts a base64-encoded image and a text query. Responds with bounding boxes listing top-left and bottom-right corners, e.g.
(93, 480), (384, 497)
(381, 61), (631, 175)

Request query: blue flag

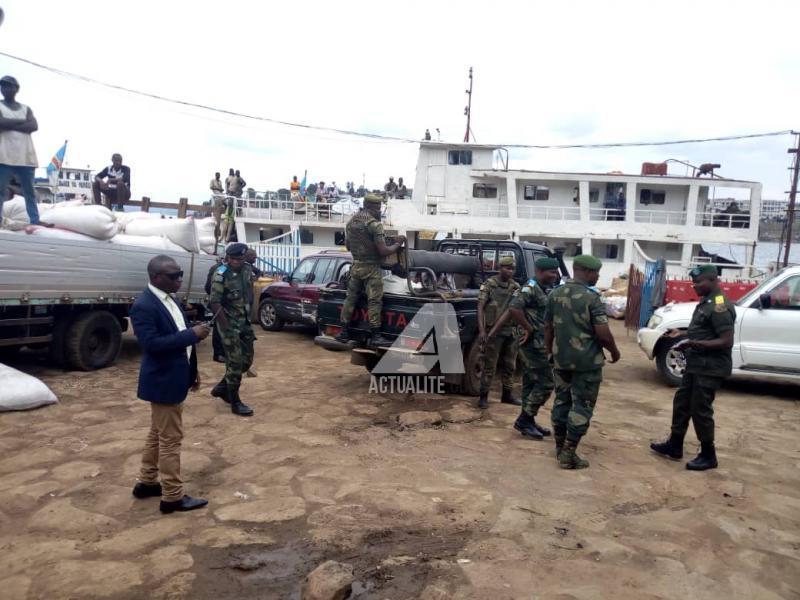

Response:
(300, 170), (307, 193)
(47, 141), (68, 174)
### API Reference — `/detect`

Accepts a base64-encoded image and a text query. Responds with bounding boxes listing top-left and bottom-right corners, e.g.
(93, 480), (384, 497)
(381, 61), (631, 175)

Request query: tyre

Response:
(655, 334), (687, 387)
(258, 298), (285, 331)
(64, 311), (122, 371)
(460, 338), (483, 396)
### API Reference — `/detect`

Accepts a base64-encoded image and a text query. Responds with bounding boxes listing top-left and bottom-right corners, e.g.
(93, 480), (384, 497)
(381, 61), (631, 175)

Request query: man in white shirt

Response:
(0, 75), (46, 225)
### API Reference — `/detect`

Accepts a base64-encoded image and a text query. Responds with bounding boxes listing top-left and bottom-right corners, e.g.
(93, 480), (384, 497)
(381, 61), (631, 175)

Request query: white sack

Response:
(39, 204), (118, 240)
(40, 199), (85, 212)
(116, 211), (165, 228)
(125, 216), (200, 253)
(1, 197), (31, 230)
(195, 217), (217, 254)
(0, 363), (58, 411)
(110, 233), (186, 253)
(25, 225), (101, 243)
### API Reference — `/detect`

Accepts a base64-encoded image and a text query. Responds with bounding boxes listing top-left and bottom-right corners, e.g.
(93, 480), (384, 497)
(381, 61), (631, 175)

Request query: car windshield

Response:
(735, 267), (790, 307)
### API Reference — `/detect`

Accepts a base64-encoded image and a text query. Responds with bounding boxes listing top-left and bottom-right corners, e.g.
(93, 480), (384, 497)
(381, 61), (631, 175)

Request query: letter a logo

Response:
(372, 304), (464, 375)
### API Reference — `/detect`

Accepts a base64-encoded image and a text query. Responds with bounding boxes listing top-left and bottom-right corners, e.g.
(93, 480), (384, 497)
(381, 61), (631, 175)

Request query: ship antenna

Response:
(463, 67), (474, 143)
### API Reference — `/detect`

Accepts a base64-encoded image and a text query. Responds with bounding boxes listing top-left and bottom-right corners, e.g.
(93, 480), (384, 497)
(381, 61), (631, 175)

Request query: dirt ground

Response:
(0, 320), (799, 600)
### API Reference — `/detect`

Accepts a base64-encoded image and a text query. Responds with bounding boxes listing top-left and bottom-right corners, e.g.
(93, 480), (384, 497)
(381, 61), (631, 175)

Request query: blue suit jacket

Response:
(130, 287), (199, 404)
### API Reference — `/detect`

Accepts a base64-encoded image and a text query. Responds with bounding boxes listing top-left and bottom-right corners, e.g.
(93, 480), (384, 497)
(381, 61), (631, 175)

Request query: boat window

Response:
(523, 185), (550, 201)
(640, 189), (666, 205)
(473, 184), (498, 199)
(448, 150), (473, 165)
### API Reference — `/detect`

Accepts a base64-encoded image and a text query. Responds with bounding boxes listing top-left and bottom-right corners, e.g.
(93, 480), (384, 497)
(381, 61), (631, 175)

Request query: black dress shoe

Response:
(132, 482), (162, 499)
(160, 495), (208, 514)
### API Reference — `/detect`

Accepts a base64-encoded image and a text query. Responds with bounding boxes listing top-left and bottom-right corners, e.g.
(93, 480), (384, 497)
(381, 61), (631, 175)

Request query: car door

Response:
(738, 273), (800, 372)
(275, 257), (316, 322)
(300, 257), (336, 323)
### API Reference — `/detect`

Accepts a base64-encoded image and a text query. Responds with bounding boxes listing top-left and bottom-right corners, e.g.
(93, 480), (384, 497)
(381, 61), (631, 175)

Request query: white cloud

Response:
(1, 0), (797, 201)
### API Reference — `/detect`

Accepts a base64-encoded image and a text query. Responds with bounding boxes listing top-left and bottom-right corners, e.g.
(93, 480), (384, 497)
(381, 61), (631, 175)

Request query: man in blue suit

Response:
(130, 254), (211, 514)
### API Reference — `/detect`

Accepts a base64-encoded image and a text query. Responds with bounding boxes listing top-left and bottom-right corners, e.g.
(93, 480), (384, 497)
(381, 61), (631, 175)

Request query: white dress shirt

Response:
(148, 283), (192, 361)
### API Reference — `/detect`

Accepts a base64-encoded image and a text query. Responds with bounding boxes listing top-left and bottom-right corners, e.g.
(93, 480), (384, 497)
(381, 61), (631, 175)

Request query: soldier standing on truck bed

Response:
(650, 264), (735, 471)
(335, 194), (406, 347)
(209, 242), (255, 417)
(544, 255), (620, 469)
(477, 255), (522, 410)
(489, 257), (561, 438)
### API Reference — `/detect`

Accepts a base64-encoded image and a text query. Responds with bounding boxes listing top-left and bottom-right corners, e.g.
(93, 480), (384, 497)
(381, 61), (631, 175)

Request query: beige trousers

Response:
(139, 402), (184, 502)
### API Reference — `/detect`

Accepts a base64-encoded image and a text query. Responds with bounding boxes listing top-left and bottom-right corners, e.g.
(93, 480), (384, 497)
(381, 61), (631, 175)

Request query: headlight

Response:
(647, 315), (663, 329)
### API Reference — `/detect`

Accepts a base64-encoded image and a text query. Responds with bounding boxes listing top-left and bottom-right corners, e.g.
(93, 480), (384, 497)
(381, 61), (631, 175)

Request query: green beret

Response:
(499, 256), (516, 267)
(689, 264), (718, 279)
(534, 257), (560, 271)
(573, 254), (602, 271)
(225, 242), (248, 258)
(363, 193), (383, 205)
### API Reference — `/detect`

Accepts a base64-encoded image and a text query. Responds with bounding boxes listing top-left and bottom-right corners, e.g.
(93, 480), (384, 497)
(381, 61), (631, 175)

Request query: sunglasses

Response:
(160, 270), (184, 280)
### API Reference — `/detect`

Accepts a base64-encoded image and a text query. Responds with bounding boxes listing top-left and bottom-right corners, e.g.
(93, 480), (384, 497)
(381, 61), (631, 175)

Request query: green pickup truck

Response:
(314, 239), (569, 395)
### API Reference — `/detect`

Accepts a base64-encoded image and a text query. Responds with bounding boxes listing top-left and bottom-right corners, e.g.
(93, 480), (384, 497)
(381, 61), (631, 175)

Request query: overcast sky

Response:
(1, 0), (797, 202)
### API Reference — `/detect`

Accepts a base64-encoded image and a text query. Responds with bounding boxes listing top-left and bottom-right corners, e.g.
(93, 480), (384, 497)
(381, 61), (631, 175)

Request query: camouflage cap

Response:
(225, 242), (248, 258)
(363, 193), (383, 205)
(689, 264), (718, 279)
(573, 254), (602, 271)
(499, 256), (515, 267)
(534, 257), (560, 270)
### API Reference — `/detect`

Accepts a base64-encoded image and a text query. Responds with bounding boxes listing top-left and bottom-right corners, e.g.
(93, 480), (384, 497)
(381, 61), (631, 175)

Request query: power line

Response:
(0, 50), (794, 150)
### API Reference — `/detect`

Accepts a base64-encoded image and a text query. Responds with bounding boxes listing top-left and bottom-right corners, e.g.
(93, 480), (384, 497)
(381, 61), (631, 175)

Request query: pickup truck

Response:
(314, 239), (569, 395)
(258, 250), (352, 331)
(637, 265), (800, 386)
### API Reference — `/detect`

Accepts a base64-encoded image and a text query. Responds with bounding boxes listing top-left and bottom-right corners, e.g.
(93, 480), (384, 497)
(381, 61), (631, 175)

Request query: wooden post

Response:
(141, 196), (151, 212)
(178, 197), (188, 218)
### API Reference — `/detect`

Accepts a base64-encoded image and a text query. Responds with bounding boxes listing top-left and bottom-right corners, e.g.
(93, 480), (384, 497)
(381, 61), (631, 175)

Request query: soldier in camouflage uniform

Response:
(209, 242), (254, 417)
(477, 255), (522, 409)
(650, 264), (735, 471)
(491, 257), (561, 439)
(544, 255), (620, 469)
(335, 194), (406, 347)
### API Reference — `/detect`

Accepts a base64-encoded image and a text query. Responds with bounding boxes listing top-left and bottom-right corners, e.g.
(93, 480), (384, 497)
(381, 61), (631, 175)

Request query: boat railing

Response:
(517, 205), (581, 221)
(695, 211), (752, 229)
(235, 197), (353, 223)
(634, 209), (688, 226)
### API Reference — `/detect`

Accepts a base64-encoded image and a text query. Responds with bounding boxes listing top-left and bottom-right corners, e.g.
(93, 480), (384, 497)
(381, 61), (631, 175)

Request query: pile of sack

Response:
(1, 197), (217, 254)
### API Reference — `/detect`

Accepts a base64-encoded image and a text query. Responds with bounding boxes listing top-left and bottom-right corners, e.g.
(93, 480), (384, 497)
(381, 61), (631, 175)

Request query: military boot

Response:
(228, 387), (254, 417)
(500, 387), (521, 406)
(558, 438), (590, 470)
(513, 411), (543, 440)
(369, 328), (394, 348)
(211, 378), (228, 402)
(531, 417), (551, 437)
(650, 433), (684, 460)
(334, 326), (351, 343)
(553, 426), (567, 457)
(686, 442), (718, 471)
(477, 392), (489, 410)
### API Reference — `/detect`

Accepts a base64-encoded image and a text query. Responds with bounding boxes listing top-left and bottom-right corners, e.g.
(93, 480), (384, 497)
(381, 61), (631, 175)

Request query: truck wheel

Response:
(64, 311), (122, 371)
(460, 339), (483, 396)
(259, 299), (285, 331)
(655, 335), (687, 387)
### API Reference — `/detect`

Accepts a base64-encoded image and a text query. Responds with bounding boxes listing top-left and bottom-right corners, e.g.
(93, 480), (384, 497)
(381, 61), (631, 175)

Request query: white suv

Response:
(638, 266), (800, 386)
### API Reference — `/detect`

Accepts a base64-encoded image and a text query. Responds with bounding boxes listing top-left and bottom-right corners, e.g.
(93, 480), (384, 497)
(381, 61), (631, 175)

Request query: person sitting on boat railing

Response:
(395, 177), (408, 199)
(93, 153), (131, 211)
(384, 176), (398, 199)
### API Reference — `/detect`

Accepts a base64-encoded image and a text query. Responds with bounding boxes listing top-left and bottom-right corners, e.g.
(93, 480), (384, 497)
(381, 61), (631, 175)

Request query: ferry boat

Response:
(233, 142), (762, 287)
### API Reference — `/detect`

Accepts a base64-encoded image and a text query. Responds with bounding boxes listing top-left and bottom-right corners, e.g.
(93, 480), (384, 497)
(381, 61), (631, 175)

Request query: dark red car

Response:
(258, 250), (351, 331)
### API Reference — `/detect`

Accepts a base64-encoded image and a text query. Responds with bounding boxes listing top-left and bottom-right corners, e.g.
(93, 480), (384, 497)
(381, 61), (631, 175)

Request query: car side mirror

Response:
(306, 273), (316, 283)
(758, 293), (772, 310)
(283, 275), (292, 283)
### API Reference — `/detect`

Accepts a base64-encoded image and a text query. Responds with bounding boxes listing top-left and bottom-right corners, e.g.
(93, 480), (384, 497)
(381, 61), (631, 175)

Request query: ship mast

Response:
(463, 67), (474, 143)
